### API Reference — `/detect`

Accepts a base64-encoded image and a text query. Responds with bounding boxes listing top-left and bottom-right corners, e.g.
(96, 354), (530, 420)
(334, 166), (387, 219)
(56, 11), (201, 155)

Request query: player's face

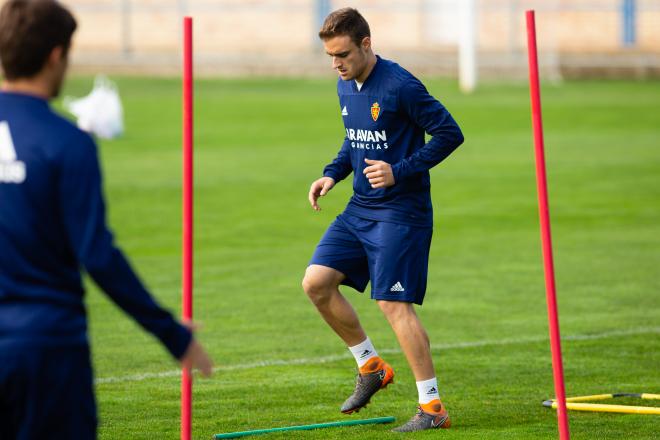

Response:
(45, 46), (69, 98)
(323, 35), (370, 81)
(50, 54), (68, 98)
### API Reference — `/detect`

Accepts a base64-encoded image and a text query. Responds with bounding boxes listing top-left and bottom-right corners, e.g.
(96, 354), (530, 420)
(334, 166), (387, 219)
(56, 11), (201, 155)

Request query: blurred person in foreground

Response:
(303, 7), (464, 432)
(0, 1), (213, 438)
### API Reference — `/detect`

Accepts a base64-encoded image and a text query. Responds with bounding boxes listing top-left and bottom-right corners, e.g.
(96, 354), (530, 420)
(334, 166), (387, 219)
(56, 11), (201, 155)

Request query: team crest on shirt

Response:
(370, 102), (380, 121)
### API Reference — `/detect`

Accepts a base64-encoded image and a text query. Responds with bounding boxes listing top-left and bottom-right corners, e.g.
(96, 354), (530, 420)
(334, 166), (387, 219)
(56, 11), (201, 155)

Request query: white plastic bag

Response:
(64, 75), (124, 139)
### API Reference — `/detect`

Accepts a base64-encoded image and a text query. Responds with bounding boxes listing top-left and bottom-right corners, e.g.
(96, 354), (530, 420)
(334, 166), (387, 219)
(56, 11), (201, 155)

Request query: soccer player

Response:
(302, 7), (464, 432)
(0, 1), (213, 438)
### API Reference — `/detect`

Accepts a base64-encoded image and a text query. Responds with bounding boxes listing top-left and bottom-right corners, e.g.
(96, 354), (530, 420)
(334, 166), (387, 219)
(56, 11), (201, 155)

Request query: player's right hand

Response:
(308, 176), (336, 211)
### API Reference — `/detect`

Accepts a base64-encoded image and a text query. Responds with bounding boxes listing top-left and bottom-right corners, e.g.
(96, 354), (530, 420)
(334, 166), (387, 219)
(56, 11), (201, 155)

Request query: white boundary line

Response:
(95, 326), (660, 385)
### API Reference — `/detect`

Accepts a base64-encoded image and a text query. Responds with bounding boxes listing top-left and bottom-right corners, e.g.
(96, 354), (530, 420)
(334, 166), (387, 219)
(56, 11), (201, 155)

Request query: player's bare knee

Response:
(378, 300), (413, 321)
(303, 265), (343, 304)
(302, 273), (332, 306)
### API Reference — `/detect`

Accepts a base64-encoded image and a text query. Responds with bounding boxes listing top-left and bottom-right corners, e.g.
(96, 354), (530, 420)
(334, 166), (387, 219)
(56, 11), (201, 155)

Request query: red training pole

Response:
(181, 16), (193, 440)
(525, 10), (570, 440)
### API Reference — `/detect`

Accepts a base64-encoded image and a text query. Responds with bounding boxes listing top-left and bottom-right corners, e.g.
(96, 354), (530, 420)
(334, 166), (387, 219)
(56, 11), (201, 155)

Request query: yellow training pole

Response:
(547, 401), (660, 415)
(564, 394), (617, 402)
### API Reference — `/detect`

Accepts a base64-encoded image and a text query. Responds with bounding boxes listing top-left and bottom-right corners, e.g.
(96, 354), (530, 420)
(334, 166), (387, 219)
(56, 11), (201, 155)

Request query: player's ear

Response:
(361, 36), (371, 52)
(46, 46), (65, 68)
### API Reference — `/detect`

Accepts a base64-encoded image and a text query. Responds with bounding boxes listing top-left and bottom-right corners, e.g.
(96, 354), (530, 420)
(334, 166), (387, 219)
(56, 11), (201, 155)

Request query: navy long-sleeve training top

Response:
(323, 56), (464, 227)
(0, 91), (191, 358)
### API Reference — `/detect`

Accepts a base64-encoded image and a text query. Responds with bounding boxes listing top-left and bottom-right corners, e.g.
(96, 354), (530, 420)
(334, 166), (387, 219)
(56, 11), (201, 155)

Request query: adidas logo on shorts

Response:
(390, 282), (405, 292)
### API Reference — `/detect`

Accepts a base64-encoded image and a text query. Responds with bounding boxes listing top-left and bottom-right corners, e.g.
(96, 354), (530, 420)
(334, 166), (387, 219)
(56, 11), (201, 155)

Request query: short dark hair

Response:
(0, 0), (77, 80)
(318, 7), (370, 48)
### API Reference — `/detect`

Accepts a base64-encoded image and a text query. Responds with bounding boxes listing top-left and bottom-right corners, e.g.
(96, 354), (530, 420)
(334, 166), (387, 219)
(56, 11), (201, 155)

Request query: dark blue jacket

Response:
(0, 92), (190, 358)
(324, 56), (464, 227)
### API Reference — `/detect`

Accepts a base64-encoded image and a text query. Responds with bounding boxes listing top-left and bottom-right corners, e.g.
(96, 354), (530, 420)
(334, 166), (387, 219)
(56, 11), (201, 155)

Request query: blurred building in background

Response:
(3, 0), (659, 82)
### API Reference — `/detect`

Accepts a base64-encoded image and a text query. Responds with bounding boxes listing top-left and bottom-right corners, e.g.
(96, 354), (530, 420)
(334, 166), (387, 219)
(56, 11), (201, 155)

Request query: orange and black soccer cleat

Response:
(392, 399), (451, 432)
(340, 356), (395, 414)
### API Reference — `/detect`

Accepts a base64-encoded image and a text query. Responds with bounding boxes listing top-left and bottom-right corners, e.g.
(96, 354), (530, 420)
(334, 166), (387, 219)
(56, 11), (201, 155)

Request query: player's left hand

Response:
(363, 158), (395, 189)
(180, 320), (214, 377)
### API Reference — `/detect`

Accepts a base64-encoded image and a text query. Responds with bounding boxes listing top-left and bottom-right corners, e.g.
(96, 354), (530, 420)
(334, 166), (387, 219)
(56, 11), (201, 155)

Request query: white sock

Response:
(348, 337), (378, 368)
(416, 377), (440, 404)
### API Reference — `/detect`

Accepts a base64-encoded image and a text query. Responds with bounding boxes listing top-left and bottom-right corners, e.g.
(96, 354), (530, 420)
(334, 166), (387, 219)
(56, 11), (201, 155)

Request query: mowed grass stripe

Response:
(95, 326), (659, 384)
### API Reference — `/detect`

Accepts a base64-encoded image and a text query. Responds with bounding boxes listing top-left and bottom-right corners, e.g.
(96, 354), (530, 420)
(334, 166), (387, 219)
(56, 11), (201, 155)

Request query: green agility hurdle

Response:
(214, 416), (395, 439)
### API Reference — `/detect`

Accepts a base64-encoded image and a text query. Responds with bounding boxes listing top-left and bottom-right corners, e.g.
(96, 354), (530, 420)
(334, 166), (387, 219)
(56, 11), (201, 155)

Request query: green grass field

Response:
(57, 76), (659, 439)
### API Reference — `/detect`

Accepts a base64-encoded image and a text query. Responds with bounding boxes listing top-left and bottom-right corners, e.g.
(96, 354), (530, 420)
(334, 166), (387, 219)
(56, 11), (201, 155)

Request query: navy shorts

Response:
(0, 344), (97, 440)
(310, 212), (433, 305)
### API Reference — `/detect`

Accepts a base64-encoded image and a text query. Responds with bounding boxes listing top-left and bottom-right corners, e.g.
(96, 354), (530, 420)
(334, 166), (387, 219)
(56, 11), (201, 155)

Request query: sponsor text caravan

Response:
(346, 128), (389, 150)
